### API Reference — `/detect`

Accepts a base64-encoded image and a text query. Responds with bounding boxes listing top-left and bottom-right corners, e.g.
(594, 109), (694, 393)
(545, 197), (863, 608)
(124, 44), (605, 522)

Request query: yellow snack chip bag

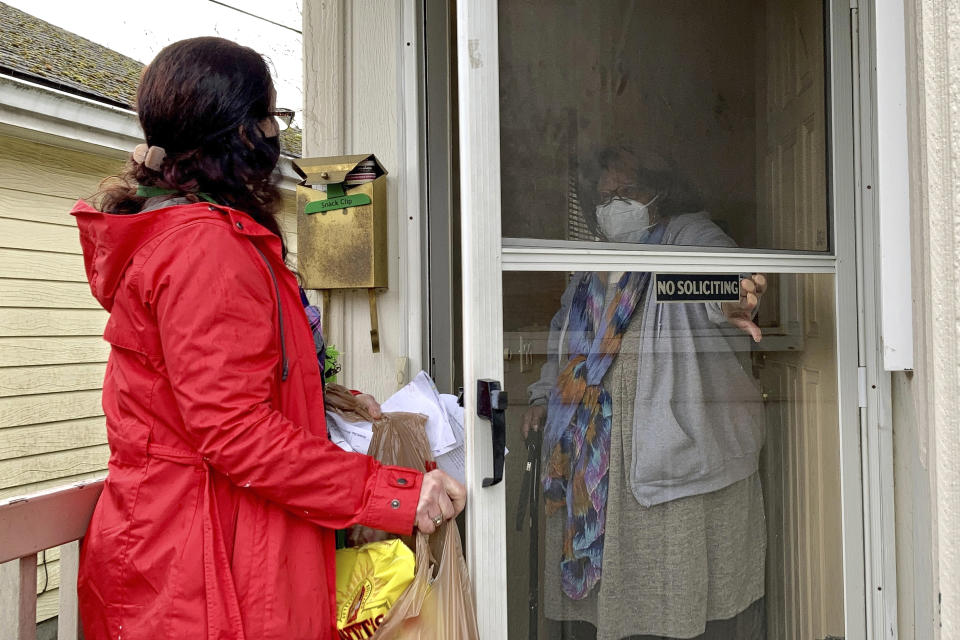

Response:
(335, 538), (415, 639)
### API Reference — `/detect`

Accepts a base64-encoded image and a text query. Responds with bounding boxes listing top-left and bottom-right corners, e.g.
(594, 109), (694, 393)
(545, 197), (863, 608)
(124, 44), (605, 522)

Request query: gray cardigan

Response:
(528, 213), (765, 507)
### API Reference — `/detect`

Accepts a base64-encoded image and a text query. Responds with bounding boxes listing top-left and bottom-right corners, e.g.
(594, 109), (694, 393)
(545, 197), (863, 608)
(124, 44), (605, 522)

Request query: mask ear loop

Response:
(645, 192), (662, 223)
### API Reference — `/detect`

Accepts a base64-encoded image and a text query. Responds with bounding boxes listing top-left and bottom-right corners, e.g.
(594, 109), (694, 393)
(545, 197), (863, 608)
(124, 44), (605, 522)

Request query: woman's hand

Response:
(721, 274), (767, 342)
(354, 393), (382, 420)
(522, 404), (547, 438)
(415, 470), (466, 534)
(324, 384), (382, 421)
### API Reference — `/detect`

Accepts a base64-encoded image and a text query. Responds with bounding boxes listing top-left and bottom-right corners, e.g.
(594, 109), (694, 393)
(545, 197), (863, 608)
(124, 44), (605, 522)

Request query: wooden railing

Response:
(0, 479), (104, 640)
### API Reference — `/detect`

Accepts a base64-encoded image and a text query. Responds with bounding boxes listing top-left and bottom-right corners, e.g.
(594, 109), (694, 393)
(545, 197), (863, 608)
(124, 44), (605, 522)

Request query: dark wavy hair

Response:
(95, 37), (285, 251)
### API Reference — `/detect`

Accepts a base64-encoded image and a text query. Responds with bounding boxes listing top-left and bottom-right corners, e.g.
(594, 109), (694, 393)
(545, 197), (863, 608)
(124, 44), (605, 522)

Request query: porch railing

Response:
(0, 479), (104, 640)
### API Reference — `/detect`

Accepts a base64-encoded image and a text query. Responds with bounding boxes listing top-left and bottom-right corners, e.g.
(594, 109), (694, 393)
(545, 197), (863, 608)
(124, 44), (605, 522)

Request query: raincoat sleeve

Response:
(140, 222), (420, 535)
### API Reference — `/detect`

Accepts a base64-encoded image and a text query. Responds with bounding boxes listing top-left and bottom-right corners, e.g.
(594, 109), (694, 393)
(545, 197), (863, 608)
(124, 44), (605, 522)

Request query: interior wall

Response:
(497, 0), (757, 244)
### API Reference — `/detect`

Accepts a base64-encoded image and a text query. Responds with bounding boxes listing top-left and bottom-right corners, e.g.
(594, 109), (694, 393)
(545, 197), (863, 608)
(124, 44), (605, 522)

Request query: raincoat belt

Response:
(146, 443), (247, 640)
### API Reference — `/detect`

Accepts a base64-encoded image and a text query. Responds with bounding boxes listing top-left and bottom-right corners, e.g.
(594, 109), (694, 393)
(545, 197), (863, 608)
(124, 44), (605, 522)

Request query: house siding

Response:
(0, 131), (116, 622)
(0, 133), (116, 501)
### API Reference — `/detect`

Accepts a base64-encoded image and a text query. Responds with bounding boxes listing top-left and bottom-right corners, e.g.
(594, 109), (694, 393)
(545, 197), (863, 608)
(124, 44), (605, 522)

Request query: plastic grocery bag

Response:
(335, 539), (416, 638)
(373, 523), (480, 640)
(328, 386), (479, 638)
(348, 411), (433, 547)
(367, 411), (434, 473)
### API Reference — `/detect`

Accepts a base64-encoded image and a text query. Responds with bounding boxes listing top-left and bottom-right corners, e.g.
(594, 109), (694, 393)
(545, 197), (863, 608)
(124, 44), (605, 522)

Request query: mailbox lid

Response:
(292, 154), (389, 186)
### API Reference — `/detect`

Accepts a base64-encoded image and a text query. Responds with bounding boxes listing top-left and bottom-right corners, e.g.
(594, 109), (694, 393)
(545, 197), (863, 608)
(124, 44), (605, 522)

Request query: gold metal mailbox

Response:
(294, 154), (388, 290)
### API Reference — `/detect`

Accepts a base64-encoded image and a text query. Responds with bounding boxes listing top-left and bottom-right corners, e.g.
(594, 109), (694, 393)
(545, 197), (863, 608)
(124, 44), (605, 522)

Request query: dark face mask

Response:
(248, 132), (281, 180)
(263, 133), (281, 166)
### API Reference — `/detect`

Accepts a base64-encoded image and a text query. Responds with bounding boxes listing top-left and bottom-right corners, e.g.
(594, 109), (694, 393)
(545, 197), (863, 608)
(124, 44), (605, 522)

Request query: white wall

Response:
(301, 0), (423, 401)
(903, 0), (960, 635)
(893, 372), (937, 638)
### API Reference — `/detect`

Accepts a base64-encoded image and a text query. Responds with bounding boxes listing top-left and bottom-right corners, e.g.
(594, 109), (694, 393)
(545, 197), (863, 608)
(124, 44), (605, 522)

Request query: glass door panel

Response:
(454, 0), (860, 637)
(502, 271), (843, 640)
(497, 0), (829, 252)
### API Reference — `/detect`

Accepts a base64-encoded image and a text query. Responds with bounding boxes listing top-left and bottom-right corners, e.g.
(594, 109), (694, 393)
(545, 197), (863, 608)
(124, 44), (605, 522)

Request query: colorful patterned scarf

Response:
(300, 287), (326, 374)
(541, 229), (663, 599)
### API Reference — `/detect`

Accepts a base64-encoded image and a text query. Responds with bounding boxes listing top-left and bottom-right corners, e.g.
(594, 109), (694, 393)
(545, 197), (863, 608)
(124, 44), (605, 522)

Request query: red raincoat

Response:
(71, 200), (422, 640)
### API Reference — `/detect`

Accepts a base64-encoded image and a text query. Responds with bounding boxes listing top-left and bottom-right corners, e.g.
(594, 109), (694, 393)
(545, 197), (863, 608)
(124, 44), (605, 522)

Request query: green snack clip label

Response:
(305, 193), (372, 214)
(304, 182), (371, 214)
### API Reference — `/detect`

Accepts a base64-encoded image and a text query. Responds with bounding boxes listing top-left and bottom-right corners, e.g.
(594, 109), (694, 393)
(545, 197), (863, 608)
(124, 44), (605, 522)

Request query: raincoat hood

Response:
(70, 199), (277, 311)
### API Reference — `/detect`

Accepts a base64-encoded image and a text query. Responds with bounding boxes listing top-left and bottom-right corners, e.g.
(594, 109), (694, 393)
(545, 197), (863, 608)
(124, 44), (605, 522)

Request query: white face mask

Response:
(596, 195), (658, 242)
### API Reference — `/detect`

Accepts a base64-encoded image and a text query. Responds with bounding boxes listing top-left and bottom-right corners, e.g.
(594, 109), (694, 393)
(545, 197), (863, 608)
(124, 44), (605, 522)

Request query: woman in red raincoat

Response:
(71, 37), (465, 640)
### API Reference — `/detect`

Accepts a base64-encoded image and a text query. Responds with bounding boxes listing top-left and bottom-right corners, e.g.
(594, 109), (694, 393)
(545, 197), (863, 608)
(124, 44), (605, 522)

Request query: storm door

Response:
(454, 1), (865, 639)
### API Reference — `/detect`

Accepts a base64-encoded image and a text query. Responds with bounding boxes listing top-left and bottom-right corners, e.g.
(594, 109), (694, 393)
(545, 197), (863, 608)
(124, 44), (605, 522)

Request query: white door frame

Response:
(455, 1), (894, 638)
(456, 2), (508, 637)
(853, 1), (902, 636)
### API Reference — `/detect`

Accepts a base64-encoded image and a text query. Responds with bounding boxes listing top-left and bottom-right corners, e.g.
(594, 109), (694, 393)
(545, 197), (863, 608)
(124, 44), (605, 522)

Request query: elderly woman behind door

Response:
(524, 147), (767, 640)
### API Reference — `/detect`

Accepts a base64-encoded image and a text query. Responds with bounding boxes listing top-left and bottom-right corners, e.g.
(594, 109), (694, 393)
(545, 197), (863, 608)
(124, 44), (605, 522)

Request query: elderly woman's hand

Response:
(721, 273), (767, 342)
(415, 470), (466, 534)
(522, 404), (547, 438)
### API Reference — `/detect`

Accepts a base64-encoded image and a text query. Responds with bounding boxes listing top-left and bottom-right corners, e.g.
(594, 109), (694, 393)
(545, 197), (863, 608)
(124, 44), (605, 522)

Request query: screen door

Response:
(455, 1), (865, 638)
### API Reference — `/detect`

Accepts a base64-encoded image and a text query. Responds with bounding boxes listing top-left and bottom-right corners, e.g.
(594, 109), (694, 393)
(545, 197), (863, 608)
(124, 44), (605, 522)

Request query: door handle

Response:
(477, 379), (508, 487)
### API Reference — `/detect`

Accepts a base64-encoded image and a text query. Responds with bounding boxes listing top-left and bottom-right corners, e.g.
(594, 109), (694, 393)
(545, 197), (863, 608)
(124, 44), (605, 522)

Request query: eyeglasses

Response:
(268, 109), (296, 131)
(597, 184), (645, 206)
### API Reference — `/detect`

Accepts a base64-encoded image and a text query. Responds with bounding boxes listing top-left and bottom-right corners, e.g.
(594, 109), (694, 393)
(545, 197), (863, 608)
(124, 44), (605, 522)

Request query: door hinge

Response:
(858, 366), (868, 408)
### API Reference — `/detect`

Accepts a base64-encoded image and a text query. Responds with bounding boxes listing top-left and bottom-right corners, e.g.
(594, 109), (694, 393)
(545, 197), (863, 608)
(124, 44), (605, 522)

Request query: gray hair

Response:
(580, 146), (704, 236)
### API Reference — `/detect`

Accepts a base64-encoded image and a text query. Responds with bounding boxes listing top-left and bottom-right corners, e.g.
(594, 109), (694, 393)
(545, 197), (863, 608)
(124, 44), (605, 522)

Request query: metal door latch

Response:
(477, 378), (508, 487)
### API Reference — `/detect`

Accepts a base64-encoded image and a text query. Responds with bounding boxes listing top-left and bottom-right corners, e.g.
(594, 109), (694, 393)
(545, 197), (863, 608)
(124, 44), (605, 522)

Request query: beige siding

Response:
(0, 364), (108, 397)
(0, 132), (118, 622)
(0, 309), (109, 337)
(0, 133), (116, 495)
(0, 132), (300, 623)
(0, 417), (107, 458)
(0, 469), (106, 501)
(0, 249), (89, 282)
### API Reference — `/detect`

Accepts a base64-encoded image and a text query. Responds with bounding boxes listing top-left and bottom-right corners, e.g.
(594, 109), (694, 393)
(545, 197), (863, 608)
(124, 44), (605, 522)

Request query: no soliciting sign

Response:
(654, 274), (741, 303)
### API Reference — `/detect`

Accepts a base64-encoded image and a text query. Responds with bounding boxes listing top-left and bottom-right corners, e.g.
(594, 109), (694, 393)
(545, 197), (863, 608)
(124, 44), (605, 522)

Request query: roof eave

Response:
(0, 72), (140, 156)
(0, 73), (300, 190)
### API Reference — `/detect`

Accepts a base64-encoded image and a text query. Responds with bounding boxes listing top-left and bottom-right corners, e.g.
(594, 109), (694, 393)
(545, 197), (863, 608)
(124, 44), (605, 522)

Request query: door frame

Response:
(452, 0), (895, 638)
(455, 3), (508, 637)
(853, 1), (902, 635)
